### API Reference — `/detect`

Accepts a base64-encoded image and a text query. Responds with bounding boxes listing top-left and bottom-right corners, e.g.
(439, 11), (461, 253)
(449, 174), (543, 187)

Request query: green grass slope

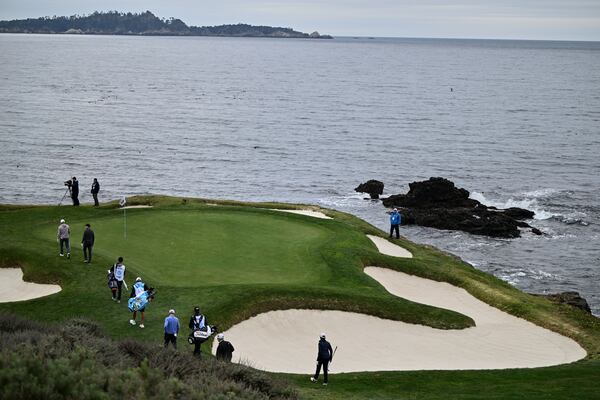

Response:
(1, 195), (600, 400)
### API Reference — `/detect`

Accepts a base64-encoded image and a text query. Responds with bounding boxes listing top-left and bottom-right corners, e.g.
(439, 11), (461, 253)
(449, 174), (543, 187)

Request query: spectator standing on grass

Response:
(91, 178), (100, 207)
(110, 257), (126, 302)
(310, 333), (333, 386)
(389, 208), (401, 239)
(71, 177), (79, 206)
(215, 333), (235, 362)
(57, 219), (71, 259)
(164, 309), (180, 349)
(81, 224), (95, 263)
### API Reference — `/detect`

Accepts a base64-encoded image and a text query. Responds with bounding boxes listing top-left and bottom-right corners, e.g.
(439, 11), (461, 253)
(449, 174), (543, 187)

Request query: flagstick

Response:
(124, 207), (127, 240)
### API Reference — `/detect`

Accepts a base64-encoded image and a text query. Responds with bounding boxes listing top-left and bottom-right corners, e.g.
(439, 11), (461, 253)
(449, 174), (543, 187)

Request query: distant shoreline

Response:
(0, 10), (333, 39)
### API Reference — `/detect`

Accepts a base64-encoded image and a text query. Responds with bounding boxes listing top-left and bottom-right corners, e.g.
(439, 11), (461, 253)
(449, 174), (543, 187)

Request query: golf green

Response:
(38, 208), (331, 286)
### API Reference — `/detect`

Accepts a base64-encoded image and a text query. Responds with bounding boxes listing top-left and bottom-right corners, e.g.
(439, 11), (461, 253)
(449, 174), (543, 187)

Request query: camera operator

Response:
(65, 177), (80, 206)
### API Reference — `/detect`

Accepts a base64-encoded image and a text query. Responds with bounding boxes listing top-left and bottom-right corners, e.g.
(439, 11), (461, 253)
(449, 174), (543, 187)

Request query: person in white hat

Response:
(57, 219), (71, 258)
(129, 277), (149, 328)
(310, 333), (333, 385)
(389, 208), (401, 239)
(215, 333), (235, 362)
(164, 309), (180, 349)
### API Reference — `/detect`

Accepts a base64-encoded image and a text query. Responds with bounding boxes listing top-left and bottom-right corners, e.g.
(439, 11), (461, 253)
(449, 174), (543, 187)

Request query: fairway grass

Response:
(1, 195), (599, 399)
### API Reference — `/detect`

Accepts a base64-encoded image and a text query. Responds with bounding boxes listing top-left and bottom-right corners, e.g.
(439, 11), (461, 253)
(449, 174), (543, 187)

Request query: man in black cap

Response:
(188, 307), (207, 356)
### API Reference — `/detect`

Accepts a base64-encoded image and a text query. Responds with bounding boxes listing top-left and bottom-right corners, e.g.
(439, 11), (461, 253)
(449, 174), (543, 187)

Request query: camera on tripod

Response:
(64, 179), (72, 187)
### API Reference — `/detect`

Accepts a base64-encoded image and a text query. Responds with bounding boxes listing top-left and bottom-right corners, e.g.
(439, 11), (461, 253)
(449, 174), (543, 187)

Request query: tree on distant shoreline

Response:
(0, 10), (331, 38)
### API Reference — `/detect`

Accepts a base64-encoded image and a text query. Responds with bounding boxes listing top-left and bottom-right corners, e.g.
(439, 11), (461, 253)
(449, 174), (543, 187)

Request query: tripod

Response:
(58, 187), (70, 206)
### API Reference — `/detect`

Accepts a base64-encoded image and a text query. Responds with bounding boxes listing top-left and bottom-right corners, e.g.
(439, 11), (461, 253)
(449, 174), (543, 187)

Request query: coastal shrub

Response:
(0, 313), (297, 400)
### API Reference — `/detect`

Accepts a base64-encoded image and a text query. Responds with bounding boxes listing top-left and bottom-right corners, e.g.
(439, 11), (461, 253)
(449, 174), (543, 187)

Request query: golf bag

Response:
(188, 325), (218, 345)
(128, 289), (155, 312)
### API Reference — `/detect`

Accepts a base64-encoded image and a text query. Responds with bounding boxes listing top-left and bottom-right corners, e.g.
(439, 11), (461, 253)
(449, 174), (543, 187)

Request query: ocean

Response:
(0, 34), (599, 314)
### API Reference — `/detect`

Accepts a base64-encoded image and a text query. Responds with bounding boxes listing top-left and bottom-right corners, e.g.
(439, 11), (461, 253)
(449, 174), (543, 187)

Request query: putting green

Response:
(39, 208), (331, 286)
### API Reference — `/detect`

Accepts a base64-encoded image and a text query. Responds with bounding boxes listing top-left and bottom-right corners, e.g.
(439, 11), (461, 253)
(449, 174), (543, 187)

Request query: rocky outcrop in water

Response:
(532, 291), (592, 314)
(381, 177), (540, 238)
(355, 180), (384, 199)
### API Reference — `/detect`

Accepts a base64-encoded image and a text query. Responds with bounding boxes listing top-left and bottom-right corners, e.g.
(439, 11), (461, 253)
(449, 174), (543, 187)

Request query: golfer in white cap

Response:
(57, 218), (71, 258)
(164, 309), (179, 348)
(389, 207), (401, 239)
(216, 333), (235, 362)
(311, 332), (333, 385)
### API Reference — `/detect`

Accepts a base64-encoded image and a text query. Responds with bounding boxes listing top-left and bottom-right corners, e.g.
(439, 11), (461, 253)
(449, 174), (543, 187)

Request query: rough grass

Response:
(0, 313), (297, 400)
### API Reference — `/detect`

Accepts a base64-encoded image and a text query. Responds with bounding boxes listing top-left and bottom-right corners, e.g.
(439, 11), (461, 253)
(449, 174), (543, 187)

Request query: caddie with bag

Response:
(128, 277), (154, 329)
(107, 268), (118, 300)
(188, 306), (216, 357)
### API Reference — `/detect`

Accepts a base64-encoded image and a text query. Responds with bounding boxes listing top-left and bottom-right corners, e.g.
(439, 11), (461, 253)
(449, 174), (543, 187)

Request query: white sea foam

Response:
(318, 192), (371, 208)
(470, 191), (556, 220)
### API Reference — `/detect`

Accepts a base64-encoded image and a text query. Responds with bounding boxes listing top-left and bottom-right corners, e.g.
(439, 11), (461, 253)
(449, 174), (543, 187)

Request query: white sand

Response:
(367, 235), (413, 258)
(0, 268), (61, 303)
(271, 209), (332, 220)
(213, 265), (585, 372)
(120, 205), (153, 209)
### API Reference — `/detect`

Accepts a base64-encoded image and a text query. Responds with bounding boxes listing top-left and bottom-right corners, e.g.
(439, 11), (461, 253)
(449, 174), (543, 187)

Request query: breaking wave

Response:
(470, 191), (556, 220)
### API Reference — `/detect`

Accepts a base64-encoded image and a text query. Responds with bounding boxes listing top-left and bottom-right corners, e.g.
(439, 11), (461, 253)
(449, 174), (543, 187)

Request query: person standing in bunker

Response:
(310, 333), (333, 386)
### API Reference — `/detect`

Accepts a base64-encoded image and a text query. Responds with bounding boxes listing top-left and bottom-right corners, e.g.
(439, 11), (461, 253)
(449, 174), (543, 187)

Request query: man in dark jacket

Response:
(310, 333), (333, 385)
(70, 177), (79, 206)
(91, 178), (100, 206)
(81, 223), (95, 263)
(188, 307), (207, 356)
(215, 333), (235, 362)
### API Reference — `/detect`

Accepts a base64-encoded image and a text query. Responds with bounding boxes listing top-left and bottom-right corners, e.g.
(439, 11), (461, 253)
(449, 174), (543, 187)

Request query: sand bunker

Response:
(0, 268), (61, 303)
(367, 234), (413, 258)
(120, 205), (153, 209)
(271, 209), (332, 220)
(213, 241), (585, 372)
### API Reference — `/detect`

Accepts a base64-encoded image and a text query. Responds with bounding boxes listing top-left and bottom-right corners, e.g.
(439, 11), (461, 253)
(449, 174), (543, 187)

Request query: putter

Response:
(329, 346), (338, 371)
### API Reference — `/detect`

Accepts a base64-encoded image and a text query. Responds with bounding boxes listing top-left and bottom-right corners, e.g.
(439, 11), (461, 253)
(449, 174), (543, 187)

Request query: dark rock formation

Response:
(382, 177), (540, 238)
(532, 291), (592, 314)
(355, 180), (384, 199)
(503, 207), (535, 220)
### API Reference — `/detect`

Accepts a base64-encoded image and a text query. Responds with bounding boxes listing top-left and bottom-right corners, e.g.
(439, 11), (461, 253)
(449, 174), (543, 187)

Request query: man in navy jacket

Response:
(310, 333), (333, 385)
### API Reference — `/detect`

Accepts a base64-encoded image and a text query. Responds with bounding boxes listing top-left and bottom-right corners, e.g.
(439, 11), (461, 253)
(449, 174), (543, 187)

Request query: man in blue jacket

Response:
(310, 333), (333, 386)
(164, 309), (180, 349)
(389, 208), (401, 239)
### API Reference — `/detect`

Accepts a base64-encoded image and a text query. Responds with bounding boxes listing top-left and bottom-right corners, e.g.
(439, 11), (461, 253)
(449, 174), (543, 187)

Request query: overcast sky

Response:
(1, 0), (599, 41)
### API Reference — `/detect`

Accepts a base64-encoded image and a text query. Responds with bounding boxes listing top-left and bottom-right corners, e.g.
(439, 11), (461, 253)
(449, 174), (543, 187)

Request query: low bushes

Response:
(0, 313), (297, 400)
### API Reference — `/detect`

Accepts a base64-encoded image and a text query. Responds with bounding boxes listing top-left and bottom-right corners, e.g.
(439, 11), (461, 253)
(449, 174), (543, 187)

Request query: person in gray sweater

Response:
(57, 219), (71, 259)
(81, 223), (95, 263)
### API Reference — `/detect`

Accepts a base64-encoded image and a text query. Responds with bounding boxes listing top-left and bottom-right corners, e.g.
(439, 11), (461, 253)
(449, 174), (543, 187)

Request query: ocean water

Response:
(0, 34), (599, 314)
